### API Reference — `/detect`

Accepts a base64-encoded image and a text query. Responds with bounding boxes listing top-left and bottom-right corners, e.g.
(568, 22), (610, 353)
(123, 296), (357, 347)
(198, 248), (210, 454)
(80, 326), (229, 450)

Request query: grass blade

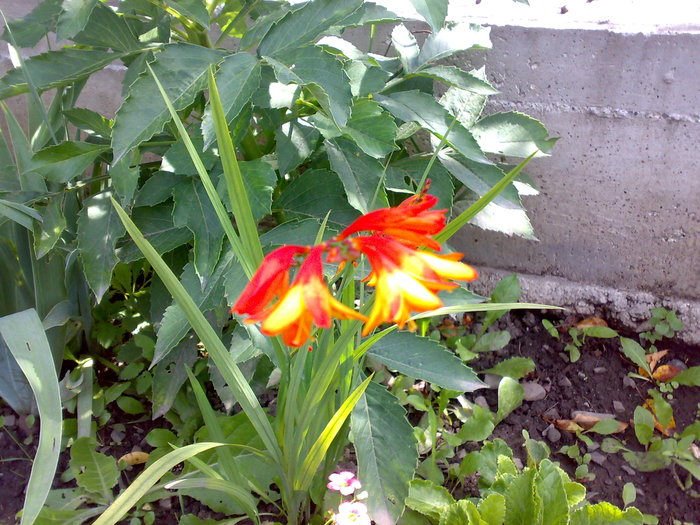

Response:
(165, 478), (261, 525)
(0, 309), (62, 525)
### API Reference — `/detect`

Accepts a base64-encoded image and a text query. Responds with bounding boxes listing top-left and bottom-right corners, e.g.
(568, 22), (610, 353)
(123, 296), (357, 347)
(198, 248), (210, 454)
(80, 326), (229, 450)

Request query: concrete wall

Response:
(3, 1), (700, 337)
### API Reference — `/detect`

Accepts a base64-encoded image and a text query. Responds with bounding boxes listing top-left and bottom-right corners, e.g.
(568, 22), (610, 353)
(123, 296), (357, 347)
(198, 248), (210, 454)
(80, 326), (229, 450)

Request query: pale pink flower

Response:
(333, 501), (371, 525)
(327, 471), (362, 496)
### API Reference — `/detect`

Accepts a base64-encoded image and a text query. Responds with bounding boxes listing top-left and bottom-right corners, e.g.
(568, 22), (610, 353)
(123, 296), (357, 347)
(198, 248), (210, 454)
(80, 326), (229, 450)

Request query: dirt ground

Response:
(1, 310), (698, 524)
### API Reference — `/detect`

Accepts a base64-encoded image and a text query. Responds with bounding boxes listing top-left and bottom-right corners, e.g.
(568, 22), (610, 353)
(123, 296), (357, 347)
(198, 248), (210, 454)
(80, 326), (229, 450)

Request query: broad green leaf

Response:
(633, 406), (655, 446)
(202, 52), (261, 148)
(504, 468), (540, 524)
(30, 141), (108, 183)
(409, 65), (498, 95)
(647, 389), (673, 429)
(336, 2), (401, 27)
(583, 326), (618, 338)
(367, 331), (485, 392)
(351, 382), (417, 525)
(172, 177), (224, 278)
(70, 2), (142, 52)
(569, 502), (644, 525)
(1, 0), (62, 48)
(672, 366), (700, 386)
(441, 81), (488, 128)
(418, 23), (491, 67)
(0, 198), (42, 230)
(478, 493), (506, 525)
(496, 376), (523, 423)
(162, 131), (218, 176)
(454, 195), (536, 239)
(472, 112), (557, 157)
(0, 125), (19, 191)
(345, 60), (390, 97)
(481, 356), (535, 379)
(116, 204), (192, 263)
(257, 0), (363, 57)
(260, 218), (338, 247)
(455, 404), (494, 442)
(153, 251), (235, 365)
(93, 443), (225, 525)
(134, 172), (181, 207)
(0, 49), (121, 100)
(0, 327), (36, 414)
(274, 168), (360, 229)
(622, 482), (636, 507)
(622, 450), (670, 473)
(266, 45), (352, 127)
(343, 98), (398, 158)
(33, 196), (66, 259)
(619, 338), (651, 376)
(217, 159), (277, 223)
(56, 0), (97, 41)
(385, 156), (454, 212)
(152, 336), (198, 418)
(77, 191), (125, 301)
(0, 309), (62, 525)
(406, 479), (455, 522)
(485, 274), (521, 327)
(63, 107), (112, 138)
(472, 330), (511, 353)
(166, 478), (259, 525)
(1, 99), (46, 192)
(116, 396), (146, 415)
(536, 459), (569, 525)
(326, 137), (388, 213)
(275, 118), (320, 174)
(69, 437), (119, 499)
(110, 157), (139, 206)
(111, 43), (227, 161)
(408, 0), (447, 32)
(392, 24), (420, 73)
(376, 91), (491, 164)
(165, 0), (210, 28)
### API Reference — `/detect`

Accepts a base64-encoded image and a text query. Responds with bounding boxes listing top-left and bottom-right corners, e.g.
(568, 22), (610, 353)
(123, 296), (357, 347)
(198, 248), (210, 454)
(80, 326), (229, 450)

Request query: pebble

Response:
(622, 376), (636, 389)
(572, 410), (614, 420)
(543, 407), (561, 420)
(545, 426), (561, 443)
(474, 396), (489, 410)
(558, 376), (572, 388)
(593, 367), (607, 374)
(513, 457), (524, 470)
(613, 400), (625, 414)
(111, 429), (126, 443)
(483, 374), (502, 389)
(621, 465), (636, 476)
(667, 359), (688, 371)
(2, 415), (15, 427)
(590, 452), (606, 466)
(523, 382), (547, 401)
(586, 441), (600, 452)
(159, 497), (172, 510)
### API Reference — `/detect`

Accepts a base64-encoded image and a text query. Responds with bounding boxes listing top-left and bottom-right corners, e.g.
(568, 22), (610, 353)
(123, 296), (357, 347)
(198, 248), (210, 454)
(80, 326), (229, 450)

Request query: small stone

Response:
(2, 414), (16, 427)
(523, 312), (537, 326)
(577, 371), (587, 380)
(593, 367), (607, 374)
(613, 400), (625, 414)
(543, 407), (561, 420)
(545, 426), (561, 443)
(111, 429), (126, 443)
(572, 410), (615, 420)
(558, 376), (572, 388)
(474, 396), (489, 410)
(483, 374), (502, 389)
(590, 452), (606, 466)
(522, 382), (547, 401)
(513, 457), (524, 470)
(622, 376), (636, 388)
(667, 359), (688, 371)
(586, 441), (600, 452)
(158, 498), (172, 510)
(621, 465), (636, 476)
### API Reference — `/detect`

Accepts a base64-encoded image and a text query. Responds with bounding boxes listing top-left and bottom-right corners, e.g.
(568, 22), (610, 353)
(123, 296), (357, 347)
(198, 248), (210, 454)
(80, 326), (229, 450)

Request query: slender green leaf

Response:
(0, 198), (41, 230)
(165, 478), (259, 525)
(93, 443), (225, 525)
(409, 65), (498, 95)
(367, 331), (484, 392)
(0, 309), (62, 525)
(63, 108), (113, 139)
(351, 382), (417, 525)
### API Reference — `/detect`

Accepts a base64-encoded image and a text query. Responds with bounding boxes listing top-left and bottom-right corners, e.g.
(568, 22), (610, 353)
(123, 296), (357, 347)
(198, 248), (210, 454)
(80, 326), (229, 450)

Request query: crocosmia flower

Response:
(333, 501), (371, 525)
(231, 245), (308, 317)
(327, 471), (362, 496)
(252, 246), (366, 347)
(337, 189), (446, 251)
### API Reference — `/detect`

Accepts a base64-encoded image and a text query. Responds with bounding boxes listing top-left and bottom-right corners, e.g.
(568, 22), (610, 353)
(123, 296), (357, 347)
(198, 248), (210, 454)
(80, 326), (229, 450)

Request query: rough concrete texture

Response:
(470, 266), (700, 345)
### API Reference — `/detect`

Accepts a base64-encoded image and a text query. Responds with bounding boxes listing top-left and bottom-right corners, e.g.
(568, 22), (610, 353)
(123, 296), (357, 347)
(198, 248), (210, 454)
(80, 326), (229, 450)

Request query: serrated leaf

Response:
(367, 331), (485, 392)
(63, 108), (112, 138)
(56, 0), (98, 42)
(409, 65), (498, 95)
(344, 60), (390, 97)
(275, 118), (320, 174)
(69, 437), (119, 498)
(408, 0), (447, 32)
(164, 0), (210, 28)
(172, 178), (224, 279)
(343, 98), (398, 158)
(351, 382), (417, 525)
(29, 141), (108, 184)
(385, 156), (454, 212)
(439, 500), (486, 525)
(134, 172), (181, 207)
(0, 199), (41, 230)
(258, 0), (363, 57)
(274, 168), (360, 229)
(472, 111), (557, 157)
(152, 335), (198, 418)
(326, 137), (388, 214)
(569, 502), (644, 525)
(116, 204), (192, 263)
(260, 219), (338, 248)
(202, 53), (261, 148)
(2, 0), (63, 48)
(392, 24), (420, 73)
(441, 80), (488, 128)
(33, 196), (66, 259)
(418, 23), (491, 67)
(266, 45), (352, 127)
(504, 468), (540, 524)
(218, 160), (276, 223)
(109, 157), (139, 206)
(376, 91), (491, 164)
(77, 191), (125, 301)
(111, 43), (227, 161)
(406, 479), (455, 522)
(477, 493), (506, 525)
(71, 2), (142, 52)
(0, 49), (121, 100)
(536, 459), (569, 525)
